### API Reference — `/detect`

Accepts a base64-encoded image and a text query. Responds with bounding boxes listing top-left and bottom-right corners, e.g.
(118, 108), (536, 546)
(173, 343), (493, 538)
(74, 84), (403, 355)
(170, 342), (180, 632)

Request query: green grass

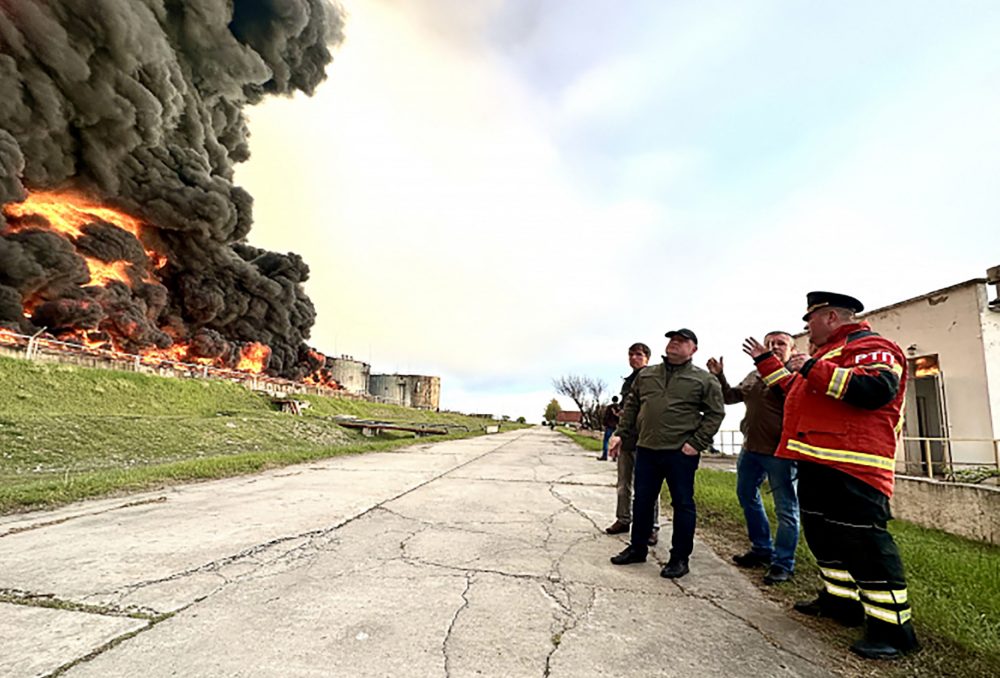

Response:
(0, 356), (265, 417)
(0, 355), (512, 514)
(694, 467), (1000, 677)
(557, 427), (602, 451)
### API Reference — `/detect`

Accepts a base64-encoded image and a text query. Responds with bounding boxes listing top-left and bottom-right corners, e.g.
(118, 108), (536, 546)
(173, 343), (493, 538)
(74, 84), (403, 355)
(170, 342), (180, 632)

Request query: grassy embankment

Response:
(559, 428), (1000, 677)
(0, 355), (514, 514)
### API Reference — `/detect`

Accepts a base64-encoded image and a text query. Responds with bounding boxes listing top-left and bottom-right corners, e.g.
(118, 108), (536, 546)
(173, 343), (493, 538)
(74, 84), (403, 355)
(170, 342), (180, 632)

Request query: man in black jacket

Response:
(604, 342), (660, 545)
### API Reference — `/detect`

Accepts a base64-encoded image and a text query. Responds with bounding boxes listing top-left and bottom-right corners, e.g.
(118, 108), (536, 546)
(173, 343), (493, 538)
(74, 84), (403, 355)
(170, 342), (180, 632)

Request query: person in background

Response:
(604, 343), (661, 545)
(598, 395), (621, 461)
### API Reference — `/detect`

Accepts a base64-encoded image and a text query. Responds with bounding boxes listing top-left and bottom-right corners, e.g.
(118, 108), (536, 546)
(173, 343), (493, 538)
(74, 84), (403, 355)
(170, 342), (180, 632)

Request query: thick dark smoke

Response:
(0, 0), (344, 378)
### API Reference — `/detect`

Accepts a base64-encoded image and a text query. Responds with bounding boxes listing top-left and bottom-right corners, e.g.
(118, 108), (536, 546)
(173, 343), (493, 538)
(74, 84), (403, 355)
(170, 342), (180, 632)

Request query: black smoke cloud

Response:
(0, 0), (344, 377)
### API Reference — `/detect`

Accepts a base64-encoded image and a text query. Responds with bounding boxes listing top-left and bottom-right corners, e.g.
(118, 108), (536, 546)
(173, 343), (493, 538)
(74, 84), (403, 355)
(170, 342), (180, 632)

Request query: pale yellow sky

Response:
(236, 0), (998, 420)
(236, 0), (640, 414)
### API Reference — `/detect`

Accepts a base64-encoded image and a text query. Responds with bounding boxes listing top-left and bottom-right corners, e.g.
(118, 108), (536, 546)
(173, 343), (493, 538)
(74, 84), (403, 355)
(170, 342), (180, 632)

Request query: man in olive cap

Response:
(608, 328), (725, 579)
(745, 291), (918, 659)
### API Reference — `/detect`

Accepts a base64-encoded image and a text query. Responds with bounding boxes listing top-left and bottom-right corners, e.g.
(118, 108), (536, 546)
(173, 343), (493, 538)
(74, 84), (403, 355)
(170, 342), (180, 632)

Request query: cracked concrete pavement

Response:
(0, 427), (841, 677)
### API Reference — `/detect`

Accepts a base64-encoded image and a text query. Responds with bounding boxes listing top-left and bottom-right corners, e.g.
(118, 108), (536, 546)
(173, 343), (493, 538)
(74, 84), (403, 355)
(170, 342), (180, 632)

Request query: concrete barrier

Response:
(891, 475), (1000, 545)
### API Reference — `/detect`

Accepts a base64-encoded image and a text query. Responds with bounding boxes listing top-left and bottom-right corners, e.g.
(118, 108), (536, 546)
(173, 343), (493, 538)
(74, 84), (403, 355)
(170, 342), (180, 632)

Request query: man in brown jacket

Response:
(707, 331), (800, 584)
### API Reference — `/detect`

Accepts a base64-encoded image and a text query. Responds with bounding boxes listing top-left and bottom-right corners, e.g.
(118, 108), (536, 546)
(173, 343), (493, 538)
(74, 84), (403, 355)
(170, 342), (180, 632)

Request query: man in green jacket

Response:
(608, 328), (726, 578)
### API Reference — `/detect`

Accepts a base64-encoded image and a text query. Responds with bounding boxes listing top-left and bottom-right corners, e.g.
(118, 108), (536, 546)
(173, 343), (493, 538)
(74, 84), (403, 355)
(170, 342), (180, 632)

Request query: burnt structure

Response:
(369, 374), (441, 410)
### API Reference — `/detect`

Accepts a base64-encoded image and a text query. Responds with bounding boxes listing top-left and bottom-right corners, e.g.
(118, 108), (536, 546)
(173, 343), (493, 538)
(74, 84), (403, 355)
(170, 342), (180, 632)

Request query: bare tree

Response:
(552, 374), (608, 429)
(552, 375), (587, 421)
(584, 377), (608, 430)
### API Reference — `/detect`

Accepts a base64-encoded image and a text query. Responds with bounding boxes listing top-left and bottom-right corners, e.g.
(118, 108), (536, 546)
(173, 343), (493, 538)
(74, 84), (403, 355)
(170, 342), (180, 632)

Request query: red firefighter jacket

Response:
(753, 322), (906, 497)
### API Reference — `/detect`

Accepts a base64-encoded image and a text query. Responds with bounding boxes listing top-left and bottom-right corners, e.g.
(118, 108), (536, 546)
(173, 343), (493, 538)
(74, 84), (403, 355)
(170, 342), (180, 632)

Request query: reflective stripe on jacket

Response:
(754, 322), (906, 497)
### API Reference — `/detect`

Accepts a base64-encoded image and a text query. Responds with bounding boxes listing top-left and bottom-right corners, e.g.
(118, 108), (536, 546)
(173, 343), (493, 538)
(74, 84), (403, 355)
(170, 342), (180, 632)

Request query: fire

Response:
(84, 258), (132, 286)
(139, 344), (194, 365)
(3, 190), (144, 240)
(2, 190), (162, 288)
(0, 192), (310, 381)
(0, 328), (23, 346)
(236, 342), (271, 373)
(304, 372), (342, 389)
(912, 355), (940, 378)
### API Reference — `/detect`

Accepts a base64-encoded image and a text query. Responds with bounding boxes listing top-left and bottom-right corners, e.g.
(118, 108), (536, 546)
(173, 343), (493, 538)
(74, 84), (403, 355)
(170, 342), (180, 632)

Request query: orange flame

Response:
(3, 190), (145, 240)
(84, 258), (132, 286)
(236, 342), (271, 373)
(2, 190), (165, 288)
(1, 192), (286, 378)
(0, 328), (23, 346)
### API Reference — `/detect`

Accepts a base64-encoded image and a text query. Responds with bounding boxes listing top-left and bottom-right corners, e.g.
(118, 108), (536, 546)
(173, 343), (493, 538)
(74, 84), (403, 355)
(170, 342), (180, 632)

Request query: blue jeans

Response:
(631, 447), (699, 562)
(600, 427), (615, 459)
(736, 449), (799, 572)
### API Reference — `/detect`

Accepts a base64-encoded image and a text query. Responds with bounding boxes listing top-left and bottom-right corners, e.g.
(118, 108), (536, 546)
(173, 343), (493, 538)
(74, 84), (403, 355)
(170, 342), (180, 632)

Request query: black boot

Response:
(850, 620), (920, 660)
(792, 590), (864, 627)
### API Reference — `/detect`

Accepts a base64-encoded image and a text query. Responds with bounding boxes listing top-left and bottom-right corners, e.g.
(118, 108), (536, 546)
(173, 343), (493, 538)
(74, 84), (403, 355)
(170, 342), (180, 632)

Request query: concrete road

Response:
(0, 427), (839, 677)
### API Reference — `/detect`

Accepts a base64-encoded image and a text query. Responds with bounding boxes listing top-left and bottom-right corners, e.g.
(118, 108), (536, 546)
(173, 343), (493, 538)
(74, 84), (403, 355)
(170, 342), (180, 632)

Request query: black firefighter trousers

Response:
(798, 460), (916, 645)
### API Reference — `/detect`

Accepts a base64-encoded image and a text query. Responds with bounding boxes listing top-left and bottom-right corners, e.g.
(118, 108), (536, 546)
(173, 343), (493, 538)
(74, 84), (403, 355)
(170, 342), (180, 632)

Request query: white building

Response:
(796, 267), (1000, 475)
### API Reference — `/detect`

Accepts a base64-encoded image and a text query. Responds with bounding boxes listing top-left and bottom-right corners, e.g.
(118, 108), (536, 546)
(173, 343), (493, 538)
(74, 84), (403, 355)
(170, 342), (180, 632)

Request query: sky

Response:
(236, 0), (999, 425)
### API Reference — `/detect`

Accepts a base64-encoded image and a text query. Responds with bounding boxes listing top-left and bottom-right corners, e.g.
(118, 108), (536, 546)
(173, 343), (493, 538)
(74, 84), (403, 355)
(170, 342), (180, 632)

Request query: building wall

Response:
(326, 356), (370, 394)
(369, 374), (405, 405)
(980, 290), (1000, 466)
(368, 374), (440, 409)
(864, 283), (995, 466)
(892, 476), (1000, 545)
(406, 375), (440, 410)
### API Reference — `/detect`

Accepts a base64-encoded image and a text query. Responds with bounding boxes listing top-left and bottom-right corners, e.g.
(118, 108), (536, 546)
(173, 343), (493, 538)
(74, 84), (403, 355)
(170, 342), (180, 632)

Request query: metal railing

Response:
(0, 329), (385, 402)
(899, 436), (1000, 481)
(712, 430), (999, 482)
(713, 430), (743, 455)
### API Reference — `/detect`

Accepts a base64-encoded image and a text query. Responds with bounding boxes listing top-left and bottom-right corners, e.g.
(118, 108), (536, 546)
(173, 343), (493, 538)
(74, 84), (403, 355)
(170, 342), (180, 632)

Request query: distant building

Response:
(795, 266), (1000, 474)
(555, 411), (583, 426)
(369, 374), (441, 410)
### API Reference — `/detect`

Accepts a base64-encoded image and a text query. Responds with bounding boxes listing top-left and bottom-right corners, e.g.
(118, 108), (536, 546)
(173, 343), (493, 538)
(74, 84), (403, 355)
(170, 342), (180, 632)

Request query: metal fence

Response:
(0, 329), (395, 403)
(712, 430), (1000, 481)
(713, 430), (743, 455)
(899, 436), (1000, 480)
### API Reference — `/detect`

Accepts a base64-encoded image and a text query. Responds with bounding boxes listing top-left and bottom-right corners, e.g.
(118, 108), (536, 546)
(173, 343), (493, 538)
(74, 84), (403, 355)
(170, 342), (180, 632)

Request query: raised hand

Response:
(706, 356), (724, 375)
(742, 337), (768, 358)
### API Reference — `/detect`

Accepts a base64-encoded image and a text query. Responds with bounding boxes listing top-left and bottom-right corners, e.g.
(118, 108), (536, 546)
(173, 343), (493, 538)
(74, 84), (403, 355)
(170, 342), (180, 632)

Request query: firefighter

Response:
(744, 291), (919, 660)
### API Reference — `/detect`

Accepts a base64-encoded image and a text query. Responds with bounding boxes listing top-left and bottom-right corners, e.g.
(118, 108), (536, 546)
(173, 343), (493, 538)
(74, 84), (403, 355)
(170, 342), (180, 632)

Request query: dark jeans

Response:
(631, 447), (700, 562)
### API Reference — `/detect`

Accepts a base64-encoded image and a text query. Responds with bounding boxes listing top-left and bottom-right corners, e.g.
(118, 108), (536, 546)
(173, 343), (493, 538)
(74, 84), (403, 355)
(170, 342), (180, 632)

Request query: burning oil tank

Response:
(369, 374), (441, 410)
(325, 355), (370, 394)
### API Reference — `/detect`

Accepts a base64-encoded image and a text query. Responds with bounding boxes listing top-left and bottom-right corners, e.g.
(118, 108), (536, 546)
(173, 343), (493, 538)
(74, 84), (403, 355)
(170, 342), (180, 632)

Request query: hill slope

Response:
(0, 356), (498, 513)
